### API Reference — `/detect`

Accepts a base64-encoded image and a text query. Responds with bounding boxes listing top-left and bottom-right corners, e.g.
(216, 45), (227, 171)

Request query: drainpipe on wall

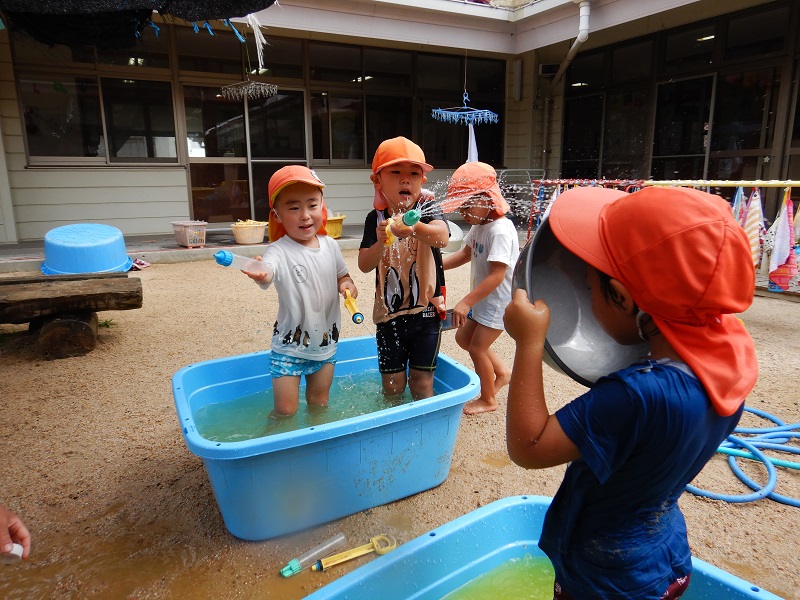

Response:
(542, 0), (591, 175)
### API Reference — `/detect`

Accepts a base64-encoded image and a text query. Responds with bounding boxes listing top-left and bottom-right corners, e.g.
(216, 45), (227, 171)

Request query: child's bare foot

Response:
(494, 371), (511, 394)
(463, 397), (498, 415)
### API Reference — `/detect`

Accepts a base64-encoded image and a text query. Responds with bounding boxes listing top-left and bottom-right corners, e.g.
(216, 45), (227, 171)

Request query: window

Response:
(417, 54), (461, 92)
(711, 68), (779, 152)
(310, 43), (361, 84)
(364, 49), (412, 88)
(612, 42), (652, 84)
(247, 37), (303, 79)
(602, 89), (649, 178)
(101, 78), (177, 162)
(249, 91), (306, 159)
(725, 5), (789, 61)
(19, 75), (103, 158)
(366, 96), (412, 159)
(664, 25), (716, 73)
(311, 93), (364, 162)
(566, 52), (604, 91)
(184, 86), (246, 158)
(177, 29), (243, 74)
(562, 95), (603, 177)
(19, 75), (177, 162)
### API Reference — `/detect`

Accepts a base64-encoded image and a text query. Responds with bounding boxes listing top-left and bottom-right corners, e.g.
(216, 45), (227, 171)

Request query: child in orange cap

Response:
(243, 165), (357, 418)
(503, 186), (758, 599)
(358, 137), (449, 399)
(441, 162), (519, 415)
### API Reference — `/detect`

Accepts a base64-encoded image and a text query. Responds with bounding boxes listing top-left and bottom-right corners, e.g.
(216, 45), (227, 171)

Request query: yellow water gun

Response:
(311, 534), (396, 571)
(344, 290), (364, 324)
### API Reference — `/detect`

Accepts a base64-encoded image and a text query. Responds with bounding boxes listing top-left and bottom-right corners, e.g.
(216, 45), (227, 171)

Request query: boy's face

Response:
(375, 161), (427, 212)
(271, 182), (324, 246)
(458, 193), (493, 225)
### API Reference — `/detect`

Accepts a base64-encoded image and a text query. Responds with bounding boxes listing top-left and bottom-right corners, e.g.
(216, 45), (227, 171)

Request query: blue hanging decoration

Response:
(203, 21), (215, 36)
(147, 20), (160, 38)
(432, 91), (499, 126)
(192, 22), (200, 34)
(223, 19), (246, 43)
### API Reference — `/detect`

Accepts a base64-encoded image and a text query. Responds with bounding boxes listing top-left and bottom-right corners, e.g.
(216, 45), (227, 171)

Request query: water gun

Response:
(383, 209), (421, 246)
(311, 534), (396, 571)
(344, 290), (364, 324)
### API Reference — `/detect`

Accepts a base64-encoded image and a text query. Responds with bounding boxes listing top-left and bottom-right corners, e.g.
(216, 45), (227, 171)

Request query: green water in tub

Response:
(441, 554), (555, 600)
(194, 369), (443, 442)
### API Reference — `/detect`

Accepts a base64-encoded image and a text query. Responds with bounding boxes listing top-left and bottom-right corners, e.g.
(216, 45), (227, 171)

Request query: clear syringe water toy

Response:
(384, 209), (421, 246)
(213, 250), (272, 274)
(311, 534), (396, 571)
(344, 290), (364, 324)
(280, 532), (347, 577)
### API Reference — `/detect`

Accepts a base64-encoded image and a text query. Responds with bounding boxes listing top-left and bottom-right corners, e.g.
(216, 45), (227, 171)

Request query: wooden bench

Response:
(0, 272), (143, 359)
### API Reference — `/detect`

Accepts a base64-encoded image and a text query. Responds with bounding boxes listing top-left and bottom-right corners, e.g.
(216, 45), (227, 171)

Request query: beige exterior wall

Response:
(0, 28), (18, 242)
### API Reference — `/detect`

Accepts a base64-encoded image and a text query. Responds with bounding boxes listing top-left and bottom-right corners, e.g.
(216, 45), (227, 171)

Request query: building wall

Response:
(0, 27), (191, 242)
(0, 28), (17, 242)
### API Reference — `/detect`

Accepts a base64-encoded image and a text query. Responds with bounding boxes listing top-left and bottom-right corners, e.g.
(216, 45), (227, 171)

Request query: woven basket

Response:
(231, 222), (267, 245)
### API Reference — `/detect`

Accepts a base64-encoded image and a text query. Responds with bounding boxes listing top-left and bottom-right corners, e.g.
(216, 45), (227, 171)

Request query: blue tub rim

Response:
(41, 256), (133, 275)
(304, 495), (783, 600)
(172, 335), (480, 460)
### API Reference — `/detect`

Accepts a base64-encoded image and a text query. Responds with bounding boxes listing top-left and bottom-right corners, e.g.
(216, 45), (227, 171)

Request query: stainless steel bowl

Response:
(512, 218), (648, 386)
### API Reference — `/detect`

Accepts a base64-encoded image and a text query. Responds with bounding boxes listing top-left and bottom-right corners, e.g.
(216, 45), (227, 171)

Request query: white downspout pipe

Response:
(551, 0), (591, 88)
(542, 0), (591, 173)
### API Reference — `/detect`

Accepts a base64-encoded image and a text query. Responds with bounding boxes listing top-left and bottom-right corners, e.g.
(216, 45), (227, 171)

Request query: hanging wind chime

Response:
(219, 14), (278, 101)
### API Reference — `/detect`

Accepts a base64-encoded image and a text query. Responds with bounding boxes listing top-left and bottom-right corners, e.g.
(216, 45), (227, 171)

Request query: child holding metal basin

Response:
(503, 186), (758, 599)
(441, 161), (519, 415)
(357, 137), (449, 400)
(242, 166), (357, 418)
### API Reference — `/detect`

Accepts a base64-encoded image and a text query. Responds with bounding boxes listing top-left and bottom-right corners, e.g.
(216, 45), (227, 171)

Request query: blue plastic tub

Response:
(172, 336), (479, 540)
(41, 223), (132, 275)
(305, 495), (781, 600)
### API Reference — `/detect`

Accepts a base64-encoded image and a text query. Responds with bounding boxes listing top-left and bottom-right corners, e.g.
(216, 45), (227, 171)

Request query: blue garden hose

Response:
(685, 407), (800, 507)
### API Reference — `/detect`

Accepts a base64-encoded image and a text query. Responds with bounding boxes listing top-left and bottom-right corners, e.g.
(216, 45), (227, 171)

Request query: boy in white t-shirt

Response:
(243, 166), (357, 418)
(442, 162), (519, 415)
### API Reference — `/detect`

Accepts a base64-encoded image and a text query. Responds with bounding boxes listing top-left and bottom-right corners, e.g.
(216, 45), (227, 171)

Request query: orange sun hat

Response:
(548, 185), (758, 416)
(370, 137), (433, 210)
(267, 165), (328, 242)
(443, 161), (510, 217)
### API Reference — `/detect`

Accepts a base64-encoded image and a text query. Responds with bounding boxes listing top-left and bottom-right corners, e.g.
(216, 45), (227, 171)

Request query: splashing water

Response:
(396, 176), (556, 234)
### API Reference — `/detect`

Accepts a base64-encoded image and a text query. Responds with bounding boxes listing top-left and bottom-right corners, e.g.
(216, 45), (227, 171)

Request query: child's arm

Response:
(451, 261), (506, 328)
(358, 223), (389, 272)
(390, 218), (448, 249)
(441, 245), (471, 270)
(503, 289), (580, 469)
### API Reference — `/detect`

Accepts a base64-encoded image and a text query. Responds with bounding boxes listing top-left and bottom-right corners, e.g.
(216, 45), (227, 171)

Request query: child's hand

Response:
(376, 222), (389, 246)
(389, 218), (414, 240)
(243, 256), (272, 283)
(452, 300), (471, 328)
(504, 289), (550, 349)
(0, 504), (30, 559)
(340, 280), (357, 299)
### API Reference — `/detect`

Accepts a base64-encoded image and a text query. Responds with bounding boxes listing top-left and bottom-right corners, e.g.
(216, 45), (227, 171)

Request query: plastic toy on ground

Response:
(311, 534), (396, 572)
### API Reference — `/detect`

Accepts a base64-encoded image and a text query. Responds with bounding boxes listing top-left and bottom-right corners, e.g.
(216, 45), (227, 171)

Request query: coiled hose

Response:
(686, 407), (800, 506)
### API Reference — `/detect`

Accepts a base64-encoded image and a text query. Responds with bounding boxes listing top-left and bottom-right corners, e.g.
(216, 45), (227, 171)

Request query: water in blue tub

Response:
(193, 368), (441, 442)
(442, 554), (555, 599)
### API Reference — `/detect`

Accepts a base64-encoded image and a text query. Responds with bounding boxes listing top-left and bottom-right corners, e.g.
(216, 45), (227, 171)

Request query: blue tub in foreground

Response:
(172, 336), (479, 540)
(305, 495), (782, 600)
